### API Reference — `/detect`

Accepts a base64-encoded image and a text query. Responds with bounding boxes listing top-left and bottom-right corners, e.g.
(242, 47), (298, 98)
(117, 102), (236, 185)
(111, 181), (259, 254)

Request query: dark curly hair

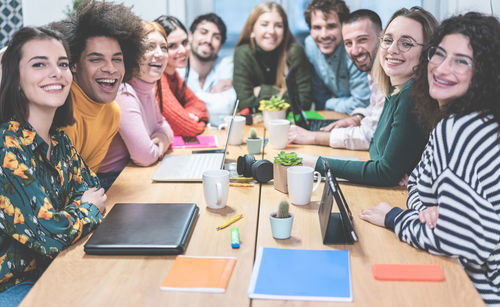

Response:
(304, 0), (350, 28)
(412, 12), (500, 132)
(0, 26), (74, 128)
(68, 0), (145, 82)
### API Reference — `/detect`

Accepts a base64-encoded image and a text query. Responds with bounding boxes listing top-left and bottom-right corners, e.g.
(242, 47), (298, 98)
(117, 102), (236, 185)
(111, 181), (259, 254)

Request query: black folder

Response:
(84, 203), (198, 255)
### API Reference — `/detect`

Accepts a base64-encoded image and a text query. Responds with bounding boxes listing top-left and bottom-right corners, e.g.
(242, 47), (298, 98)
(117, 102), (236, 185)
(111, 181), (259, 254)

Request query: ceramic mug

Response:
(268, 119), (290, 149)
(202, 169), (230, 209)
(287, 166), (321, 205)
(218, 115), (246, 145)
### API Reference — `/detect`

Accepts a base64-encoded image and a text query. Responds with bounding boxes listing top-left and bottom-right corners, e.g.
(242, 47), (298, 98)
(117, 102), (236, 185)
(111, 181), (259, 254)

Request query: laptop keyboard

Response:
(186, 154), (222, 178)
(309, 119), (336, 131)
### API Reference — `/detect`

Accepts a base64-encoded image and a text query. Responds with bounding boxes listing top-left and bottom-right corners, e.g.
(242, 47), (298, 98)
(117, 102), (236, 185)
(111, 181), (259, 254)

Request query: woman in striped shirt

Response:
(360, 13), (500, 305)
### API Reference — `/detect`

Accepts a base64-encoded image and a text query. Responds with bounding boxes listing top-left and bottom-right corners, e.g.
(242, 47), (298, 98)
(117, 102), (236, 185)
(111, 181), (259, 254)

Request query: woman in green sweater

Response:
(306, 7), (438, 187)
(233, 2), (313, 112)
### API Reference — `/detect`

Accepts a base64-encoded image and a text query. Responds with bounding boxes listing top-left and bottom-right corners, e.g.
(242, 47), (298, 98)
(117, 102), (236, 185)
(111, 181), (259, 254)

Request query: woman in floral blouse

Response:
(0, 27), (106, 305)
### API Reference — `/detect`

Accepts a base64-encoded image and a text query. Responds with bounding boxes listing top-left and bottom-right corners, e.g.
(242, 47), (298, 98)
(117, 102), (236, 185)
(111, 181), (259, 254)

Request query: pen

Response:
(217, 213), (243, 230)
(229, 183), (254, 187)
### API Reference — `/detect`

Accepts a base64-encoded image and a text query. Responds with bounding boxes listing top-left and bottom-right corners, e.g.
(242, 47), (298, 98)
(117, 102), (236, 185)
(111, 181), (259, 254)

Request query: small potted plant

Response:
(259, 96), (290, 129)
(273, 151), (302, 193)
(270, 199), (294, 239)
(246, 128), (262, 155)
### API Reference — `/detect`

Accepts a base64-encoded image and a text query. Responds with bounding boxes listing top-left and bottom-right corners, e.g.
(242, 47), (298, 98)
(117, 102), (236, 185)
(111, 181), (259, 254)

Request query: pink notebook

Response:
(171, 136), (218, 149)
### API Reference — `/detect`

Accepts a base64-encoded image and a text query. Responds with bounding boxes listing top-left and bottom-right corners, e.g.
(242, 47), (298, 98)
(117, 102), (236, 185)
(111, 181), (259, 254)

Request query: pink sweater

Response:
(100, 78), (174, 173)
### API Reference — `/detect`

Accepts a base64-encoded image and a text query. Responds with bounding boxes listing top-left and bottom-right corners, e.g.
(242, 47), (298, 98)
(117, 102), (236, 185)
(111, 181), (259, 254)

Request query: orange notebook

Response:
(372, 264), (444, 281)
(160, 256), (237, 293)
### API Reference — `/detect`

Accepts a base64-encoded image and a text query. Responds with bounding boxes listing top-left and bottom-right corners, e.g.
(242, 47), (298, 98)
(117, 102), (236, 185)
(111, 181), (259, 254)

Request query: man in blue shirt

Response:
(304, 0), (370, 112)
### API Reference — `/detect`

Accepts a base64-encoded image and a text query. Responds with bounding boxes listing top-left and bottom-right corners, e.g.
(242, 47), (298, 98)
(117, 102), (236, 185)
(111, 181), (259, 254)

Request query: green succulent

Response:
(274, 151), (302, 166)
(248, 127), (259, 139)
(258, 96), (290, 111)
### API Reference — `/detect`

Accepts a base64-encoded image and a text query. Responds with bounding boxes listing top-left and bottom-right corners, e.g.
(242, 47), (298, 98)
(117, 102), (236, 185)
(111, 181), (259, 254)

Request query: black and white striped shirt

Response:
(387, 112), (500, 305)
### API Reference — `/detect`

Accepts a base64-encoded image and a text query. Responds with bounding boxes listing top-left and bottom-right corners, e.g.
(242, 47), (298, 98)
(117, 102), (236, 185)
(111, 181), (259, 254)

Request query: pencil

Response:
(217, 214), (243, 230)
(229, 183), (254, 187)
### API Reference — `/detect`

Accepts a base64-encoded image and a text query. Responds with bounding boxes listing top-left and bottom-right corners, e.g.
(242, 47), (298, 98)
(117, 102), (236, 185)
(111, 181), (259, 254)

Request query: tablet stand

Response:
(323, 213), (355, 244)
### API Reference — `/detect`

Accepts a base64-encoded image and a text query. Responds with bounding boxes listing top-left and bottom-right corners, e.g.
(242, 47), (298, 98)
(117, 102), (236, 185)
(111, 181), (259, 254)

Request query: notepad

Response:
(160, 256), (237, 293)
(248, 247), (352, 302)
(171, 135), (218, 149)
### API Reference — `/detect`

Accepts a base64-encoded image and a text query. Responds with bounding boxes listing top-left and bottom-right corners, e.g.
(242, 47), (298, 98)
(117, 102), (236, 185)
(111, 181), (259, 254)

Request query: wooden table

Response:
(20, 117), (483, 306)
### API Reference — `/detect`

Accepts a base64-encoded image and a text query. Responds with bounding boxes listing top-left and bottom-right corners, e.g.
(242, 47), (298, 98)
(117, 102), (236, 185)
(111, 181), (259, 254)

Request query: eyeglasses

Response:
(427, 46), (473, 74)
(380, 36), (424, 52)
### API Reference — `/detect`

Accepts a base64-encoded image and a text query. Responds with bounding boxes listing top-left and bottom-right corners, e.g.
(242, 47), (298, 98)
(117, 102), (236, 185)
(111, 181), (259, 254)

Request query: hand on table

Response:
(320, 116), (362, 132)
(359, 202), (393, 227)
(419, 206), (439, 229)
(398, 174), (409, 187)
(82, 187), (107, 214)
(288, 125), (316, 145)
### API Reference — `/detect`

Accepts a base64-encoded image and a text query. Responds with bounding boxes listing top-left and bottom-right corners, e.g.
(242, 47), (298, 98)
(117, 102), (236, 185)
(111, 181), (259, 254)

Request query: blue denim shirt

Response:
(305, 35), (370, 113)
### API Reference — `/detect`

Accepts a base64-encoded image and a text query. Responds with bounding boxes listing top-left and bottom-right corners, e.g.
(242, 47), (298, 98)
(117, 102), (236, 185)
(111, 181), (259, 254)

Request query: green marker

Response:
(231, 227), (240, 248)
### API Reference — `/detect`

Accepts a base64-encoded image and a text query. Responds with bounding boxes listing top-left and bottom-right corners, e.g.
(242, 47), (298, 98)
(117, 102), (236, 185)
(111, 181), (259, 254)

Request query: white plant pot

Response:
(262, 110), (286, 130)
(246, 137), (263, 155)
(269, 212), (294, 239)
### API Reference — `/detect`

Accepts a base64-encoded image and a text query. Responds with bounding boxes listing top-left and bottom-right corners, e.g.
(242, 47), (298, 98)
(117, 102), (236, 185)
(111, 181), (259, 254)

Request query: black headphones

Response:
(236, 154), (273, 183)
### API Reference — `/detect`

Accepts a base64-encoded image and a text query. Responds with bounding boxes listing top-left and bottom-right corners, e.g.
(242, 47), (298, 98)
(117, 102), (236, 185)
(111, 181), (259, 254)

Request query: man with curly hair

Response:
(63, 0), (144, 189)
(304, 0), (370, 112)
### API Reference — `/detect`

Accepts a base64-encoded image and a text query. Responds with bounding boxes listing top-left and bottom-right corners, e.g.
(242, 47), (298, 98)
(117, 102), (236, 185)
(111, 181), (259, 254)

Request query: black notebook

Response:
(84, 203), (198, 255)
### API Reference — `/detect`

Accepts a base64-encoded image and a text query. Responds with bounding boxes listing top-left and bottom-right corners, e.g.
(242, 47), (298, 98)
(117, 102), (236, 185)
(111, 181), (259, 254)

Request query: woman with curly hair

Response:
(360, 13), (500, 305)
(233, 2), (313, 111)
(155, 15), (209, 136)
(0, 26), (105, 305)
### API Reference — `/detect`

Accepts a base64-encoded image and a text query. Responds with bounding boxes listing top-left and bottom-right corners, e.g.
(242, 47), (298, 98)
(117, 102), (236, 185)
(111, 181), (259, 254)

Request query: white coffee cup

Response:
(203, 169), (230, 209)
(268, 119), (290, 149)
(287, 166), (321, 205)
(219, 115), (245, 145)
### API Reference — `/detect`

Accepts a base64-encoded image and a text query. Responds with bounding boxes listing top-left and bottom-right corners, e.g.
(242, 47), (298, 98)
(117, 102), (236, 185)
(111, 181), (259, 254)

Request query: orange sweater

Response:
(64, 82), (121, 172)
(158, 71), (208, 136)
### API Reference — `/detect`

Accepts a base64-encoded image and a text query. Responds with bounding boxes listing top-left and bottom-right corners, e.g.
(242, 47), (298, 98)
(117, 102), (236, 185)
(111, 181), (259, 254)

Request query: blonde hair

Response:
(235, 2), (295, 89)
(372, 7), (438, 97)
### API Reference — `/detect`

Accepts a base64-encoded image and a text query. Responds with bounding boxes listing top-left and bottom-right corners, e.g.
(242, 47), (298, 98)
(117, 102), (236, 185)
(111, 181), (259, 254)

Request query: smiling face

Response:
(19, 38), (72, 116)
(379, 16), (424, 87)
(138, 31), (168, 83)
(251, 10), (284, 52)
(310, 10), (342, 56)
(342, 18), (380, 72)
(190, 20), (222, 62)
(166, 28), (189, 73)
(428, 33), (473, 108)
(72, 36), (125, 103)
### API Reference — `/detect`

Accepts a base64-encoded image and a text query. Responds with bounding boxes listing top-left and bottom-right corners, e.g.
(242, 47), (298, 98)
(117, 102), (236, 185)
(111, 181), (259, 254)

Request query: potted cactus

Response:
(246, 127), (262, 155)
(259, 96), (290, 129)
(269, 200), (294, 239)
(273, 151), (302, 194)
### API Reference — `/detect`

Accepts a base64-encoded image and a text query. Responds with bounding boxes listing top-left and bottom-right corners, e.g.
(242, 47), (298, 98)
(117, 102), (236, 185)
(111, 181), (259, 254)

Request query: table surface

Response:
(20, 112), (483, 307)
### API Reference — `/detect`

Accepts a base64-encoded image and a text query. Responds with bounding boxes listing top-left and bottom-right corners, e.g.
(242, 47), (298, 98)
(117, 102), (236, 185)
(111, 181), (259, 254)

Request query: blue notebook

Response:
(248, 247), (352, 302)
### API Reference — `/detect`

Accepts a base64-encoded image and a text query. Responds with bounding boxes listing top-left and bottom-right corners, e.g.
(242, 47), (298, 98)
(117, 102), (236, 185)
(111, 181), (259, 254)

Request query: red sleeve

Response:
(158, 73), (206, 136)
(176, 74), (209, 122)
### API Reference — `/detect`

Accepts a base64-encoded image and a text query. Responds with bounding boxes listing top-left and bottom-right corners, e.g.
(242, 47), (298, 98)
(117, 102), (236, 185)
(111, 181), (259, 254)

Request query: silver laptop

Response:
(152, 100), (239, 182)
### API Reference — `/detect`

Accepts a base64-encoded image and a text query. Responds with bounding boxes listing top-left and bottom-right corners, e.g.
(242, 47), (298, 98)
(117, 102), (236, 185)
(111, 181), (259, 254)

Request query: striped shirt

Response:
(385, 112), (500, 305)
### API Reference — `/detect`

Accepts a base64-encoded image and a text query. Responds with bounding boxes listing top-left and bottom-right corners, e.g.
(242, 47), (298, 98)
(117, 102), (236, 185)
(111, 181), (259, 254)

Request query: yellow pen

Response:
(217, 214), (243, 231)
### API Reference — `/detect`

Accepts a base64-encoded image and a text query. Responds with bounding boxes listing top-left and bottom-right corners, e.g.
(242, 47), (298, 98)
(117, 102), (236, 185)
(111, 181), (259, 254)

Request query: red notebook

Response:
(171, 136), (218, 149)
(372, 264), (444, 281)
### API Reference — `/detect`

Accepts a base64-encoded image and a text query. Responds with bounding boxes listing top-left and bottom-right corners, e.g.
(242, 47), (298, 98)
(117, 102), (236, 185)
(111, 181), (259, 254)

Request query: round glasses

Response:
(380, 36), (423, 53)
(427, 46), (473, 74)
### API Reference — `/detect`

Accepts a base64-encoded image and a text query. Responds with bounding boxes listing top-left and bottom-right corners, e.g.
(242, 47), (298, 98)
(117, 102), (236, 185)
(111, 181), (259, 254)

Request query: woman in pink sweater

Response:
(99, 22), (174, 189)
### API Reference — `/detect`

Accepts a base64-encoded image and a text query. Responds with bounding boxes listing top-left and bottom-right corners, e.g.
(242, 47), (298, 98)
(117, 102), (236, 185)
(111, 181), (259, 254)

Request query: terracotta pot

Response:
(269, 212), (294, 239)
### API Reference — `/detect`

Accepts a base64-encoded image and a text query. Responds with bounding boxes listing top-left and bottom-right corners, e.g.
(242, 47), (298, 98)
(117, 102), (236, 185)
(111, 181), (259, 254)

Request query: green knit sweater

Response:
(316, 79), (427, 186)
(233, 41), (313, 111)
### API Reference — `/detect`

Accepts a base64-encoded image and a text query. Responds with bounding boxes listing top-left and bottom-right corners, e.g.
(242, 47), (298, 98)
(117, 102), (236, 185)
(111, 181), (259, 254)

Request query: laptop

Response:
(286, 68), (336, 131)
(152, 100), (239, 182)
(84, 203), (199, 255)
(318, 158), (358, 244)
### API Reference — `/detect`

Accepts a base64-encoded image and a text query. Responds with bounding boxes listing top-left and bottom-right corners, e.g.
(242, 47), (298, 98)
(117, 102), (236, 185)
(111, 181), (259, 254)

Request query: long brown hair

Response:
(372, 7), (438, 97)
(235, 2), (295, 89)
